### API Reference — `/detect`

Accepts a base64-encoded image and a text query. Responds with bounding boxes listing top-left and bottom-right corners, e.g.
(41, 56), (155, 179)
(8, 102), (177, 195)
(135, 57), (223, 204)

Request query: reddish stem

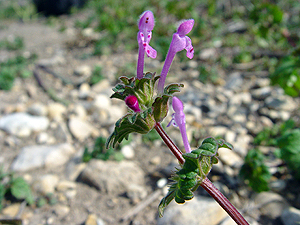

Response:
(154, 122), (249, 225)
(154, 123), (184, 164)
(201, 178), (249, 225)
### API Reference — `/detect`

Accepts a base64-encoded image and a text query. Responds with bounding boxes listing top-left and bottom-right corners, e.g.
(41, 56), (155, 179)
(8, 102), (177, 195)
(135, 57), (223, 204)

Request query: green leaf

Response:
(10, 177), (34, 205)
(106, 109), (156, 148)
(239, 149), (271, 192)
(134, 73), (159, 107)
(276, 129), (300, 178)
(158, 137), (231, 217)
(277, 129), (300, 154)
(83, 136), (125, 162)
(152, 95), (170, 122)
(152, 83), (183, 122)
(0, 68), (15, 91)
(89, 66), (103, 85)
(37, 197), (47, 208)
(270, 56), (300, 97)
(119, 76), (135, 86)
(82, 147), (93, 162)
(0, 184), (5, 211)
(110, 73), (160, 110)
(164, 83), (184, 95)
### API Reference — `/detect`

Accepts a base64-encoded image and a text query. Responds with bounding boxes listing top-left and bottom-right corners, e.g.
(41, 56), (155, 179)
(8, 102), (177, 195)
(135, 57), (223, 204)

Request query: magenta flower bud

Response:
(167, 96), (191, 153)
(125, 95), (141, 113)
(137, 11), (157, 79)
(172, 95), (184, 113)
(139, 10), (155, 32)
(177, 19), (194, 36)
(157, 19), (194, 94)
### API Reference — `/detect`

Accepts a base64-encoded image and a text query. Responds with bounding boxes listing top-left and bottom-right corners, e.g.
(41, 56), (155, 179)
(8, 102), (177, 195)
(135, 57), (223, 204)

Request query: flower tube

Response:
(137, 11), (157, 79)
(157, 19), (194, 94)
(167, 96), (191, 153)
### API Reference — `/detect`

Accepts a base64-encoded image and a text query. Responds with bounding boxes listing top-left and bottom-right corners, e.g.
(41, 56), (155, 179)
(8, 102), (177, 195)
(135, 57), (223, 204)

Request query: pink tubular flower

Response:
(167, 96), (191, 153)
(125, 95), (141, 113)
(137, 11), (157, 79)
(157, 19), (194, 94)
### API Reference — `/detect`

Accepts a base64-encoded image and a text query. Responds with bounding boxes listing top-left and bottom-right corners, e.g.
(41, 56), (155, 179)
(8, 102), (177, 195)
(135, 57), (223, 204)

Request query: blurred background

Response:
(0, 0), (300, 224)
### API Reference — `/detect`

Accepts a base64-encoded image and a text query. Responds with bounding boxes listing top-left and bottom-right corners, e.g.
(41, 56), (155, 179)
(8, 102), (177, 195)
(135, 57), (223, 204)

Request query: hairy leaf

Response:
(106, 108), (156, 148)
(276, 129), (300, 178)
(152, 95), (170, 122)
(10, 177), (34, 205)
(110, 72), (160, 110)
(164, 83), (184, 95)
(158, 137), (230, 217)
(239, 149), (271, 192)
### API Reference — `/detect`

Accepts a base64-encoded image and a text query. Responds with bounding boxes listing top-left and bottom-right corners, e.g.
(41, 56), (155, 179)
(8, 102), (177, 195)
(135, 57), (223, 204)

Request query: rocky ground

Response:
(0, 9), (300, 225)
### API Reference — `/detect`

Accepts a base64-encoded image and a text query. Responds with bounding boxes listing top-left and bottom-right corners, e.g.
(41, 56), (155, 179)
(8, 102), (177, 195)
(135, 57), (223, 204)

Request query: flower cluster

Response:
(123, 11), (194, 152)
(107, 10), (195, 151)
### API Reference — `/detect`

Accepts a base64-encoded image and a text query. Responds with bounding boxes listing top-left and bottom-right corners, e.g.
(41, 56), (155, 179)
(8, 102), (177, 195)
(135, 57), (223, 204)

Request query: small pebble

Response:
(157, 178), (168, 188)
(121, 145), (135, 159)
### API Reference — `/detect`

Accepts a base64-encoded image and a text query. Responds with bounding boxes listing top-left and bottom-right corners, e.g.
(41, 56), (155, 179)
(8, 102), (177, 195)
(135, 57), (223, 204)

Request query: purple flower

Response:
(167, 96), (191, 153)
(157, 19), (194, 94)
(125, 95), (141, 113)
(137, 11), (157, 79)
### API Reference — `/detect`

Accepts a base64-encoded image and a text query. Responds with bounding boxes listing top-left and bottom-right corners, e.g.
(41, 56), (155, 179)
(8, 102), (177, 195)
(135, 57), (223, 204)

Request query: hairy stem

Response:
(154, 122), (184, 164)
(154, 122), (249, 225)
(201, 178), (249, 225)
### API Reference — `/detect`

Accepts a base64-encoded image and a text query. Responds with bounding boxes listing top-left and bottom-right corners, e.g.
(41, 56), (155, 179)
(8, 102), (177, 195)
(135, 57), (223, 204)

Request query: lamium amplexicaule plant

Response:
(106, 11), (249, 225)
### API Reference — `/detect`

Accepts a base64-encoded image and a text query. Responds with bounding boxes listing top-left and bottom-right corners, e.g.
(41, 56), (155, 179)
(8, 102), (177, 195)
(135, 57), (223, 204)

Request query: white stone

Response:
(251, 86), (272, 100)
(199, 48), (217, 60)
(85, 214), (106, 225)
(270, 179), (287, 192)
(225, 130), (236, 144)
(33, 174), (59, 194)
(65, 189), (77, 199)
(157, 178), (168, 188)
(121, 145), (135, 159)
(254, 192), (289, 219)
(150, 156), (161, 165)
(218, 147), (243, 168)
(2, 203), (21, 217)
(157, 196), (228, 225)
(56, 180), (77, 192)
(227, 20), (246, 33)
(281, 207), (300, 225)
(78, 160), (145, 194)
(91, 79), (111, 93)
(36, 132), (49, 144)
(208, 126), (229, 137)
(11, 143), (75, 171)
(93, 94), (111, 109)
(184, 104), (202, 123)
(265, 96), (297, 112)
(79, 83), (91, 99)
(27, 103), (48, 116)
(108, 105), (125, 123)
(187, 60), (198, 69)
(0, 112), (49, 137)
(233, 134), (252, 157)
(127, 184), (147, 202)
(54, 205), (70, 217)
(68, 104), (87, 119)
(47, 103), (67, 121)
(74, 65), (92, 77)
(68, 117), (95, 141)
